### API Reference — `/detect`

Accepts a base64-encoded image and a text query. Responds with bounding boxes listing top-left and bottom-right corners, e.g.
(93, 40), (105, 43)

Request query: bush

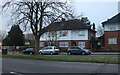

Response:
(18, 46), (35, 52)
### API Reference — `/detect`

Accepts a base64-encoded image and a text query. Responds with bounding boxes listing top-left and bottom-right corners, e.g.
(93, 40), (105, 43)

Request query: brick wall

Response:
(40, 40), (91, 51)
(104, 31), (120, 50)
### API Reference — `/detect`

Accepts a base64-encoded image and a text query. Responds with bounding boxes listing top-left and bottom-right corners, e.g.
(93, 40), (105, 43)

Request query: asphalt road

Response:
(2, 58), (119, 74)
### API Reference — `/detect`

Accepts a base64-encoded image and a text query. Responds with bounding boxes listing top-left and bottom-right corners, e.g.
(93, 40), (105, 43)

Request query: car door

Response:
(42, 47), (48, 54)
(71, 47), (76, 53)
(43, 47), (52, 54)
(74, 47), (80, 54)
(76, 47), (81, 54)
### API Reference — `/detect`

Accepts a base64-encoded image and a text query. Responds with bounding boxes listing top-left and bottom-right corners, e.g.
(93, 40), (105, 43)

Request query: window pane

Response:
(60, 31), (68, 37)
(109, 25), (116, 31)
(40, 42), (44, 47)
(78, 30), (85, 36)
(108, 38), (117, 44)
(59, 42), (69, 47)
(78, 42), (85, 48)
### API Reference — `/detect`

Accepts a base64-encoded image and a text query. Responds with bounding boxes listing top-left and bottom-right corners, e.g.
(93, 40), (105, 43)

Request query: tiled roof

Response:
(102, 13), (120, 25)
(46, 19), (92, 31)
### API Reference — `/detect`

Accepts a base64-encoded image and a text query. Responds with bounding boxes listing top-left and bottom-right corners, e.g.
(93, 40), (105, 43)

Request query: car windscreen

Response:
(26, 48), (34, 51)
(42, 47), (52, 50)
(47, 47), (53, 49)
(70, 47), (74, 49)
(76, 47), (81, 49)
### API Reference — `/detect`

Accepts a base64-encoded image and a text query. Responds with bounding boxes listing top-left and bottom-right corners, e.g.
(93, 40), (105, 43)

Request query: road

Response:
(2, 58), (119, 75)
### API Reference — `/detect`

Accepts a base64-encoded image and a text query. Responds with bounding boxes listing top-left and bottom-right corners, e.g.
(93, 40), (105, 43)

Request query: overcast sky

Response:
(71, 2), (118, 27)
(0, 0), (120, 33)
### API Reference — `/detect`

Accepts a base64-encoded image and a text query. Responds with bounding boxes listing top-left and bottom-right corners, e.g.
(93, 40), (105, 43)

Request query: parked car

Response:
(39, 46), (59, 55)
(67, 46), (91, 55)
(22, 48), (35, 55)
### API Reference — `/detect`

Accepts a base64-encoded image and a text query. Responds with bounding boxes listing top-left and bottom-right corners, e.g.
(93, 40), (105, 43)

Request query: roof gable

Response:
(102, 13), (120, 25)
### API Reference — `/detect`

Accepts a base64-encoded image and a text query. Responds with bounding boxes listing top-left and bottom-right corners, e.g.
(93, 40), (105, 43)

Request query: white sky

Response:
(71, 2), (118, 27)
(0, 0), (120, 33)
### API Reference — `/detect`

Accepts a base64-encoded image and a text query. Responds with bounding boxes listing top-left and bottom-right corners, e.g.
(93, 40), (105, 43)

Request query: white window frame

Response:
(59, 42), (69, 47)
(108, 38), (117, 44)
(78, 42), (85, 48)
(109, 25), (116, 31)
(78, 30), (85, 36)
(60, 30), (68, 37)
(40, 42), (45, 47)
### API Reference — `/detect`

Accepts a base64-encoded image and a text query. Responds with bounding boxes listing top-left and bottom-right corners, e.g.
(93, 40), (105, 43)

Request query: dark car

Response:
(67, 46), (91, 55)
(22, 48), (35, 55)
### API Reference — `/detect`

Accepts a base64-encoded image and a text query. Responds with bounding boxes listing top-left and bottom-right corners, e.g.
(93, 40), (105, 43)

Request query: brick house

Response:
(102, 13), (120, 50)
(40, 19), (96, 51)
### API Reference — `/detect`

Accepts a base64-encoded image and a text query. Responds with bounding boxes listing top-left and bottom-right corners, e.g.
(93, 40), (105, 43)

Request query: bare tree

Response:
(2, 0), (75, 54)
(96, 25), (104, 37)
(47, 30), (60, 46)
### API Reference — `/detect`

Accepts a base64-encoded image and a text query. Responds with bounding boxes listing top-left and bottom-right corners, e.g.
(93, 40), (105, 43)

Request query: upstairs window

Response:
(109, 26), (116, 31)
(78, 30), (85, 36)
(60, 31), (68, 37)
(105, 25), (117, 31)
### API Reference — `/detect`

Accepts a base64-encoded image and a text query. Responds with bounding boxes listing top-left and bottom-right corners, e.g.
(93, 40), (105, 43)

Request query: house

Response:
(24, 33), (35, 46)
(40, 19), (96, 51)
(102, 13), (120, 51)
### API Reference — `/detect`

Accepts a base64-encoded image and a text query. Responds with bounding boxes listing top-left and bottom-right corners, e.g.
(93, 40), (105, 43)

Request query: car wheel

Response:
(39, 52), (42, 55)
(50, 52), (53, 55)
(67, 51), (71, 55)
(81, 51), (85, 55)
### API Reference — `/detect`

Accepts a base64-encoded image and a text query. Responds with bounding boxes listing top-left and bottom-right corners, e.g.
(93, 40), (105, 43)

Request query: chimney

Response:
(93, 23), (95, 31)
(61, 18), (66, 26)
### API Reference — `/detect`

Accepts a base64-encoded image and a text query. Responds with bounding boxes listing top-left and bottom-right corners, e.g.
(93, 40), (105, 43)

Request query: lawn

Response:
(2, 54), (120, 64)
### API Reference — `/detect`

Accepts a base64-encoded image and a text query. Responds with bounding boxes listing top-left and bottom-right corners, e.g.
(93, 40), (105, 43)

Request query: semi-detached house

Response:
(40, 19), (96, 51)
(102, 13), (120, 50)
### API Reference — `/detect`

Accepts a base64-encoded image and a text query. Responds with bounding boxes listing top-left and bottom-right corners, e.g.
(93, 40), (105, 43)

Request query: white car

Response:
(39, 46), (60, 55)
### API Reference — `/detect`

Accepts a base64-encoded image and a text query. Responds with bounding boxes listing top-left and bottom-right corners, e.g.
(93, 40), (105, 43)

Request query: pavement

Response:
(59, 52), (120, 55)
(92, 52), (120, 55)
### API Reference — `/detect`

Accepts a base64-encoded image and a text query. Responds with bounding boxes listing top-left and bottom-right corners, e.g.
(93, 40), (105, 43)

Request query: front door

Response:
(72, 41), (76, 46)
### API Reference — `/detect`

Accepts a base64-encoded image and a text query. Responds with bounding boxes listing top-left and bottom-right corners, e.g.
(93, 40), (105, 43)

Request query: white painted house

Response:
(40, 19), (96, 51)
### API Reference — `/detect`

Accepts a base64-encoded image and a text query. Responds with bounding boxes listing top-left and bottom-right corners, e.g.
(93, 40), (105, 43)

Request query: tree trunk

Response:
(14, 45), (17, 51)
(35, 38), (39, 54)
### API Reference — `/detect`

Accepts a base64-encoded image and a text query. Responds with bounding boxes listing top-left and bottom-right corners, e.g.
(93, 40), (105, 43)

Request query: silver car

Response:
(67, 46), (91, 55)
(39, 46), (59, 55)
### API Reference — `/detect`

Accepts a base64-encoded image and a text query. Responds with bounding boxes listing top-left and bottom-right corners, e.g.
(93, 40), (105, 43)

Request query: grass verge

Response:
(2, 54), (120, 64)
